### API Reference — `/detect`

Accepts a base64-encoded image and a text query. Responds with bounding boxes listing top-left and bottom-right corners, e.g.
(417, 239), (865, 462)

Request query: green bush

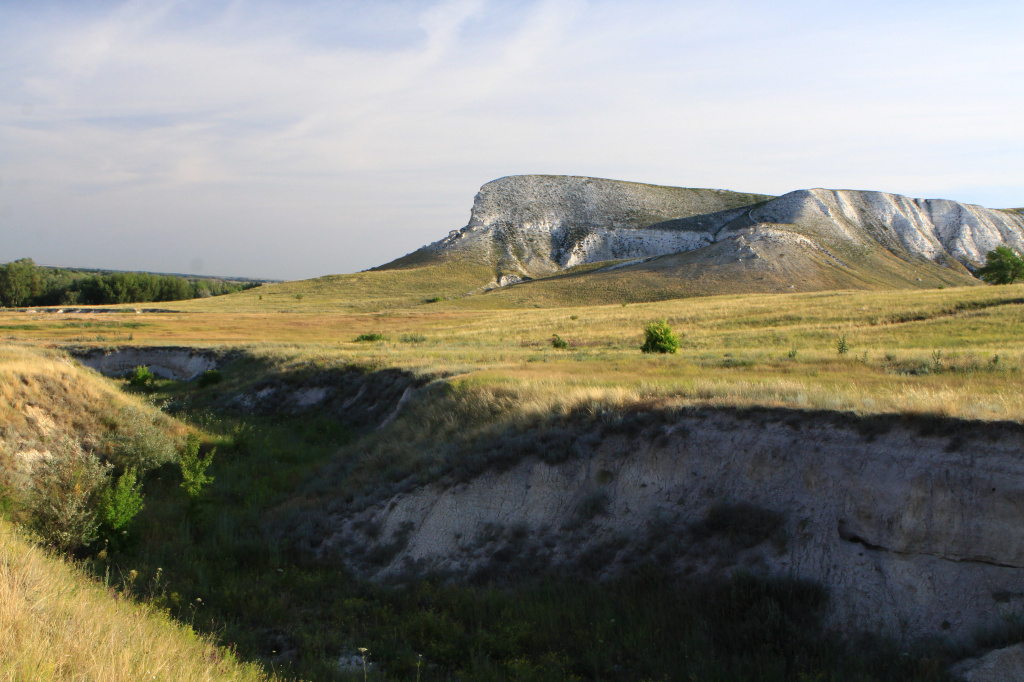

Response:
(197, 369), (222, 387)
(100, 468), (144, 532)
(127, 365), (155, 388)
(354, 333), (387, 343)
(179, 433), (215, 499)
(550, 334), (569, 349)
(640, 319), (679, 354)
(837, 336), (849, 355)
(977, 245), (1024, 284)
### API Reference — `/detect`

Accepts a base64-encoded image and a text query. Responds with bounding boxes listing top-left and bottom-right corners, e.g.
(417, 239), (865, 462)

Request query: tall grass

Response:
(0, 517), (270, 681)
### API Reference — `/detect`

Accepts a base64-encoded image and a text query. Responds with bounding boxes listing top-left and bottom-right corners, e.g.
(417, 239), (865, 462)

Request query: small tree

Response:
(100, 468), (145, 533)
(179, 434), (215, 499)
(977, 246), (1024, 285)
(641, 319), (680, 354)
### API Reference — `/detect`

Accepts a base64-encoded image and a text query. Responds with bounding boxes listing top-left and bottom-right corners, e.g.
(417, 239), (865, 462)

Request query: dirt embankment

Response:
(70, 346), (222, 380)
(318, 405), (1024, 641)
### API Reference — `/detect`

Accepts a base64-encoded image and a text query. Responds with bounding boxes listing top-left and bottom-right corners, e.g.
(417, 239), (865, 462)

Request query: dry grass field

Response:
(4, 280), (1024, 422)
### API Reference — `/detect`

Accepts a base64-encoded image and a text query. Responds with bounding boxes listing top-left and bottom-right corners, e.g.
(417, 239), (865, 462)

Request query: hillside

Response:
(122, 175), (1024, 314)
(374, 176), (1021, 308)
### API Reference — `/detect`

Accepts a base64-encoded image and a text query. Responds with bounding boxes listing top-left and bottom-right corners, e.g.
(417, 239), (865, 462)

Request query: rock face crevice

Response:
(415, 175), (1024, 287)
(318, 408), (1024, 640)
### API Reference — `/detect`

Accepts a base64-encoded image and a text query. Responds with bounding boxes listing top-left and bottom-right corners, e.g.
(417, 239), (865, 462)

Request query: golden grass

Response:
(0, 517), (271, 681)
(0, 344), (184, 454)
(3, 282), (1024, 422)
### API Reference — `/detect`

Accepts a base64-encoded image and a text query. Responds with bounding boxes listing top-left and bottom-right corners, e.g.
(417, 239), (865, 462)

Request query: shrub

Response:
(99, 468), (144, 532)
(197, 369), (222, 387)
(977, 246), (1024, 284)
(179, 434), (215, 499)
(837, 336), (849, 355)
(101, 407), (177, 471)
(640, 319), (679, 354)
(27, 438), (108, 553)
(354, 333), (387, 343)
(425, 296), (444, 303)
(550, 334), (569, 349)
(127, 365), (155, 388)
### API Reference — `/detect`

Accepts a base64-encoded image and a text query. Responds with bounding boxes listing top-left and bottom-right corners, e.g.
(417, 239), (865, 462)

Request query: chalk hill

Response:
(380, 175), (1024, 302)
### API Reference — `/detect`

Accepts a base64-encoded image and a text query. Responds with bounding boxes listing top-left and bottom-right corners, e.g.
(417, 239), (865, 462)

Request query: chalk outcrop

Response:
(72, 346), (220, 381)
(402, 175), (1024, 291)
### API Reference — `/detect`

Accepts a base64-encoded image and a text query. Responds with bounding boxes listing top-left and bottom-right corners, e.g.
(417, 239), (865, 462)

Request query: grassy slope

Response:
(0, 345), (188, 496)
(468, 239), (978, 308)
(172, 261), (496, 314)
(0, 516), (269, 682)
(0, 345), (270, 681)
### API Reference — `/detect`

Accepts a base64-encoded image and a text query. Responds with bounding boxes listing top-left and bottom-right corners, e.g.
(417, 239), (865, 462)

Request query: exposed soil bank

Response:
(319, 405), (1024, 642)
(71, 346), (221, 380)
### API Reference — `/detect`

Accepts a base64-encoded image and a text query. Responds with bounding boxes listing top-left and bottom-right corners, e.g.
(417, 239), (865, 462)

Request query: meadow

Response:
(5, 279), (1024, 422)
(3, 277), (1024, 680)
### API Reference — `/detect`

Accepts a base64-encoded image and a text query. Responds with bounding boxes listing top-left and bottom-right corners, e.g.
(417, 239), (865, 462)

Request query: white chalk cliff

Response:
(408, 175), (1024, 288)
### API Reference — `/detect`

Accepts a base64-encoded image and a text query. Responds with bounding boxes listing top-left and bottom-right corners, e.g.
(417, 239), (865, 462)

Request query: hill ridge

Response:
(377, 175), (1023, 300)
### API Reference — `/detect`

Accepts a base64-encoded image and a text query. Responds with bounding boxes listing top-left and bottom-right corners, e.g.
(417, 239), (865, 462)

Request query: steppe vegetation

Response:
(4, 276), (1024, 679)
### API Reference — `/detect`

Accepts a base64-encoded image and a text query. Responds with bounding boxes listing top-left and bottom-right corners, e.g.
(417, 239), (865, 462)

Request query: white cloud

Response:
(1, 0), (1022, 277)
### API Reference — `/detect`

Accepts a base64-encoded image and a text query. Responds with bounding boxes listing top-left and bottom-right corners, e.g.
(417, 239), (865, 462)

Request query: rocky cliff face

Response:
(417, 176), (1024, 287)
(320, 408), (1024, 641)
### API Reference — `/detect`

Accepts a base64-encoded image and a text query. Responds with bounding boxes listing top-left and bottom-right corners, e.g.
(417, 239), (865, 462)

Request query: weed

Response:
(355, 333), (388, 343)
(551, 334), (569, 349)
(837, 336), (849, 355)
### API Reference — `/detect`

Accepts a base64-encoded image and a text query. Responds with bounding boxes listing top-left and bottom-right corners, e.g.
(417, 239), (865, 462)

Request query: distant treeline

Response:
(0, 258), (261, 307)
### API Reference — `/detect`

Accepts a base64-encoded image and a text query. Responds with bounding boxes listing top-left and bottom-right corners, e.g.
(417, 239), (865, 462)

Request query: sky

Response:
(1, 0), (1022, 280)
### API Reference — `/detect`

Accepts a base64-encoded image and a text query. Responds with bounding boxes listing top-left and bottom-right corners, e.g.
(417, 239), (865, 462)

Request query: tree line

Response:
(0, 258), (261, 307)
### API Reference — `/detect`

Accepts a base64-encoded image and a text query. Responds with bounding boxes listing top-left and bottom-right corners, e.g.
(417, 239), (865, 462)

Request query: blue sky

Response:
(1, 0), (1022, 279)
